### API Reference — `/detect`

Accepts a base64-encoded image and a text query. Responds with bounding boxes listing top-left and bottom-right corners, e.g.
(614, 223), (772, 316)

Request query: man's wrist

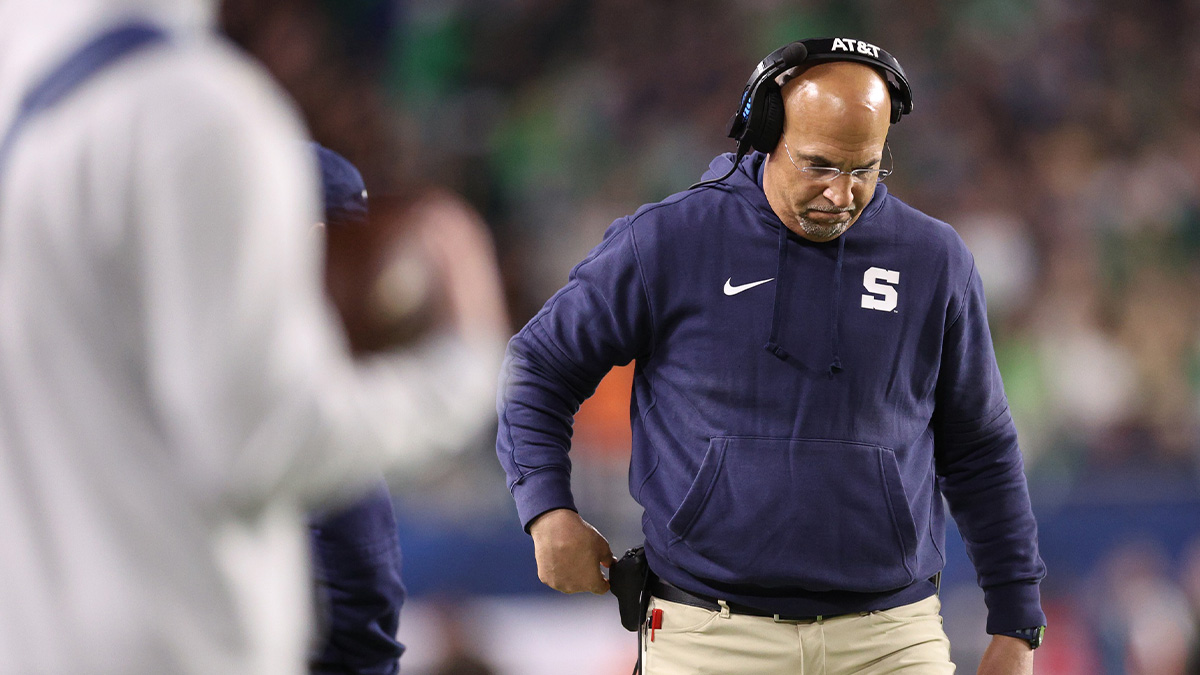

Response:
(528, 507), (578, 535)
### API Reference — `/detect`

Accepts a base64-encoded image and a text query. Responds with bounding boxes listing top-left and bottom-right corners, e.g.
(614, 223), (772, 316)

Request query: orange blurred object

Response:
(572, 364), (635, 458)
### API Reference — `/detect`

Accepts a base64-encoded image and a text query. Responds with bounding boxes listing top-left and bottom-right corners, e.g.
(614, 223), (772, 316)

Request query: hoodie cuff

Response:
(983, 580), (1046, 634)
(512, 468), (577, 533)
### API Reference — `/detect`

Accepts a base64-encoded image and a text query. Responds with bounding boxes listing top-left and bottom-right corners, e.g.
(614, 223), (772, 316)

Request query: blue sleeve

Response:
(308, 481), (405, 675)
(934, 262), (1046, 635)
(496, 218), (654, 530)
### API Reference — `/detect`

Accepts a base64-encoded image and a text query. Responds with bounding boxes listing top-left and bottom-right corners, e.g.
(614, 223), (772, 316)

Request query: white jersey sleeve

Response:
(128, 43), (501, 511)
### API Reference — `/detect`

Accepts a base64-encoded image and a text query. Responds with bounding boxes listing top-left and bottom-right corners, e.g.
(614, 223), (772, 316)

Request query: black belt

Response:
(650, 579), (836, 623)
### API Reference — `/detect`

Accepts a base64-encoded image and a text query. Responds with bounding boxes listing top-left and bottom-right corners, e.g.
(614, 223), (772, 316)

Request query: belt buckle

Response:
(772, 613), (823, 624)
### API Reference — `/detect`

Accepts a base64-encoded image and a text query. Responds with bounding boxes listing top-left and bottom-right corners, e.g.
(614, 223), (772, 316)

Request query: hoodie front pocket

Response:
(665, 436), (918, 592)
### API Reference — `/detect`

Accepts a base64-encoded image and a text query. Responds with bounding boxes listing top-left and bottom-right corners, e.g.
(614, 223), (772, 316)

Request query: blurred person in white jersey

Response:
(0, 0), (507, 673)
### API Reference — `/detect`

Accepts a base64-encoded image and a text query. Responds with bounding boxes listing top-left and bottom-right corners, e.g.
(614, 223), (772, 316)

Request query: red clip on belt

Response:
(649, 608), (663, 642)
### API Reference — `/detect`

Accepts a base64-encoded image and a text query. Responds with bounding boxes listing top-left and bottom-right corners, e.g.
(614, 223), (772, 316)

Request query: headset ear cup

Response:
(888, 84), (903, 124)
(753, 88), (785, 153)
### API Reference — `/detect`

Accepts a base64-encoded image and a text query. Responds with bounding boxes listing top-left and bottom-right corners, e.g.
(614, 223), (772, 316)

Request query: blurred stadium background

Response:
(222, 0), (1200, 672)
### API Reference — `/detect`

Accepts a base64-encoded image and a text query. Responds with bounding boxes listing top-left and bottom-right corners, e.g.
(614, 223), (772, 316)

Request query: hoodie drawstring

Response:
(829, 235), (845, 374)
(765, 222), (790, 360)
(764, 225), (846, 376)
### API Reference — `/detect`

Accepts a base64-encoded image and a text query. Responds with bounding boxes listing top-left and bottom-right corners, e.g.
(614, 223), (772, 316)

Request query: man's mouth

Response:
(805, 209), (852, 224)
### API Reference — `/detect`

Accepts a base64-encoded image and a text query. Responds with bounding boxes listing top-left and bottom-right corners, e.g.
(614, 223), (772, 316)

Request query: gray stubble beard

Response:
(797, 214), (852, 241)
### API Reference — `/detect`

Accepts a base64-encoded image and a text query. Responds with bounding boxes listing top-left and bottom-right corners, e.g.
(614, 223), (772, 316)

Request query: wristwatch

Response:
(997, 625), (1045, 649)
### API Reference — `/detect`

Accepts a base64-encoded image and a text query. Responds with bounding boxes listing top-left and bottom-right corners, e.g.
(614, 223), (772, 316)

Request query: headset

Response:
(692, 37), (914, 190)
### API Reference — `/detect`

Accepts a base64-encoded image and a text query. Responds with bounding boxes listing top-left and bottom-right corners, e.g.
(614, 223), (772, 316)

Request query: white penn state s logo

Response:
(832, 38), (881, 59)
(861, 267), (899, 312)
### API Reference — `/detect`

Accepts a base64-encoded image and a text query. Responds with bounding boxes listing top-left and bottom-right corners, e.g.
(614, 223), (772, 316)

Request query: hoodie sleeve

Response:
(934, 261), (1046, 635)
(497, 218), (654, 530)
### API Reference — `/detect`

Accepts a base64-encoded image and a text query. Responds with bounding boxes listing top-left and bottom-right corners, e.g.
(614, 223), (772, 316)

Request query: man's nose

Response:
(822, 175), (855, 208)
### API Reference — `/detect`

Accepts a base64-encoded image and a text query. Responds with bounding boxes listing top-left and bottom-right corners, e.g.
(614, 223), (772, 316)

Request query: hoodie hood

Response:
(697, 151), (888, 373)
(0, 0), (216, 131)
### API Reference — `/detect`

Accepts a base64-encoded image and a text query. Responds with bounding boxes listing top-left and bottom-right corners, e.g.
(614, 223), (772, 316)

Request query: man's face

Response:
(762, 64), (892, 242)
(773, 135), (887, 241)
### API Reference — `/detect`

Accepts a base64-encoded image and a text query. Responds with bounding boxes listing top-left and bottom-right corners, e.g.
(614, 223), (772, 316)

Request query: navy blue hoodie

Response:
(497, 152), (1046, 633)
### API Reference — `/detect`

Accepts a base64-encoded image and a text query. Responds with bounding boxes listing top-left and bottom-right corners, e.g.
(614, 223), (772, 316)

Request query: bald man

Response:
(497, 39), (1044, 674)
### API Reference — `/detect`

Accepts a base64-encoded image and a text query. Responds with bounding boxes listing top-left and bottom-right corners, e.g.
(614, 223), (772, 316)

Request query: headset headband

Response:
(726, 37), (914, 154)
(798, 37), (912, 117)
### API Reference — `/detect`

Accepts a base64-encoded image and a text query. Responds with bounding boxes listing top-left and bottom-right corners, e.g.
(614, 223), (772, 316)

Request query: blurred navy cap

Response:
(311, 142), (368, 226)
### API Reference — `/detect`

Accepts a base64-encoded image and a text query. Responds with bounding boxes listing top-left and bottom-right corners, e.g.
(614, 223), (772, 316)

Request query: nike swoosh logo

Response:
(723, 277), (775, 296)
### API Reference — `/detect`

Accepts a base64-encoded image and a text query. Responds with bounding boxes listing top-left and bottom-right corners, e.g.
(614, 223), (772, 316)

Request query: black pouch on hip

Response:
(610, 546), (650, 632)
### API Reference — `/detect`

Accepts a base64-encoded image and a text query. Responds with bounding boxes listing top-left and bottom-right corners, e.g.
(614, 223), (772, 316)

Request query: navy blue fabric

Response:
(309, 482), (406, 675)
(497, 151), (1046, 634)
(311, 143), (368, 226)
(0, 22), (167, 176)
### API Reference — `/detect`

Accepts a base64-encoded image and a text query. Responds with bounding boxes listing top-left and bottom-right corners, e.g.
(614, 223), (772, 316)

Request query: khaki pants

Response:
(641, 594), (954, 674)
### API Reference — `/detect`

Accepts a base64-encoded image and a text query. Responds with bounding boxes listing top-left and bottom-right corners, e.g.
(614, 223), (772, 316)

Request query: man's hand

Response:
(977, 635), (1034, 675)
(529, 508), (616, 594)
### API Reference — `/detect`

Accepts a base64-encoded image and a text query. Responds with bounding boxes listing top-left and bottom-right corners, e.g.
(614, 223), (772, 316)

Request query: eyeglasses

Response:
(782, 137), (892, 184)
